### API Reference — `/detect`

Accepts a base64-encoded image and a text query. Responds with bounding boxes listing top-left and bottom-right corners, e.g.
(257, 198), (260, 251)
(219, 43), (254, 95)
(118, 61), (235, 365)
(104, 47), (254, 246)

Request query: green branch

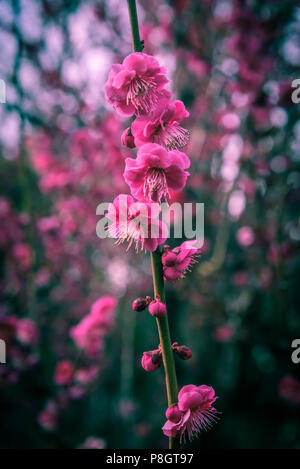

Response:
(127, 0), (144, 52)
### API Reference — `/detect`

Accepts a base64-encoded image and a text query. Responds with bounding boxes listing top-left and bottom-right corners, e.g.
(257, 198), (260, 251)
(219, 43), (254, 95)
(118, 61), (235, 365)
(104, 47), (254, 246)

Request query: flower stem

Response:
(151, 249), (179, 449)
(127, 0), (144, 52)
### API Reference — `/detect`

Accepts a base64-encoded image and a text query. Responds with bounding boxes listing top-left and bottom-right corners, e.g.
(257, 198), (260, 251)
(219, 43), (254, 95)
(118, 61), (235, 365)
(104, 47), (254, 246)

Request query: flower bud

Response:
(162, 245), (171, 255)
(148, 296), (167, 318)
(132, 296), (151, 312)
(165, 405), (182, 423)
(172, 343), (192, 360)
(141, 350), (162, 372)
(121, 127), (135, 148)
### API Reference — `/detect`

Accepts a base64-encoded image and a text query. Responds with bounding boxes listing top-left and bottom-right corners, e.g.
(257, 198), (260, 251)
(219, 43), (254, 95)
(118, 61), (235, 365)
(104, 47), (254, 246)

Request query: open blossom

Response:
(131, 99), (190, 150)
(70, 296), (116, 358)
(106, 194), (168, 252)
(162, 385), (219, 441)
(162, 240), (202, 282)
(105, 52), (171, 117)
(124, 143), (190, 202)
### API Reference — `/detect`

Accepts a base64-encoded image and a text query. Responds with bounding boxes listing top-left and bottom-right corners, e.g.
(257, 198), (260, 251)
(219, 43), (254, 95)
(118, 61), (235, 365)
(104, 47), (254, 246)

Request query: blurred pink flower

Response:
(105, 53), (171, 116)
(233, 271), (248, 287)
(236, 226), (255, 247)
(118, 398), (138, 419)
(259, 267), (272, 290)
(0, 315), (17, 349)
(78, 436), (106, 449)
(106, 194), (168, 252)
(74, 366), (99, 385)
(35, 268), (51, 287)
(38, 401), (58, 431)
(214, 325), (234, 343)
(12, 243), (32, 271)
(162, 240), (201, 282)
(54, 360), (75, 386)
(16, 318), (38, 345)
(70, 296), (116, 358)
(131, 99), (190, 150)
(90, 296), (117, 330)
(278, 375), (300, 405)
(162, 384), (219, 441)
(124, 143), (190, 202)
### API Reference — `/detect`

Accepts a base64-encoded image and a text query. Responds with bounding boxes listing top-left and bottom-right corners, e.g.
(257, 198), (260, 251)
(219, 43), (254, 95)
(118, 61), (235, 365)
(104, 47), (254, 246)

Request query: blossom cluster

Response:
(104, 52), (193, 253)
(105, 51), (218, 442)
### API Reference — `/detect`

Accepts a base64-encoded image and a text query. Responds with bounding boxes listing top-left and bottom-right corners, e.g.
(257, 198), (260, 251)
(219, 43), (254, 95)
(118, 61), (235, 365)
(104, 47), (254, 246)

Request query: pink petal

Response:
(169, 150), (191, 169)
(178, 384), (198, 400)
(179, 391), (204, 411)
(173, 100), (190, 121)
(123, 52), (149, 74)
(112, 69), (136, 89)
(165, 165), (189, 191)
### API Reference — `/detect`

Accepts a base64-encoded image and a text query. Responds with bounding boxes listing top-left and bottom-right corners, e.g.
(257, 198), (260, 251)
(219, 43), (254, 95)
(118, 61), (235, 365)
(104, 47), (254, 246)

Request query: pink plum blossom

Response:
(16, 318), (39, 345)
(74, 366), (99, 385)
(12, 243), (32, 271)
(162, 240), (201, 282)
(123, 143), (190, 202)
(105, 53), (171, 117)
(162, 384), (219, 441)
(106, 194), (168, 252)
(214, 325), (234, 343)
(70, 296), (117, 358)
(54, 360), (75, 386)
(236, 226), (255, 247)
(38, 401), (58, 431)
(90, 296), (117, 331)
(131, 99), (190, 150)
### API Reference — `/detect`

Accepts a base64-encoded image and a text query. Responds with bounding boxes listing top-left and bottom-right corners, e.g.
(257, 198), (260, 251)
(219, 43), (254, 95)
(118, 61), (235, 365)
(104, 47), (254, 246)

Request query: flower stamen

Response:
(143, 167), (169, 202)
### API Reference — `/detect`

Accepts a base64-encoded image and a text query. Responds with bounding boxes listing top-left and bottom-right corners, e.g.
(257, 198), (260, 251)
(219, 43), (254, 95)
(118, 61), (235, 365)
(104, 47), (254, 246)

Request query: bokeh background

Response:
(0, 0), (300, 449)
